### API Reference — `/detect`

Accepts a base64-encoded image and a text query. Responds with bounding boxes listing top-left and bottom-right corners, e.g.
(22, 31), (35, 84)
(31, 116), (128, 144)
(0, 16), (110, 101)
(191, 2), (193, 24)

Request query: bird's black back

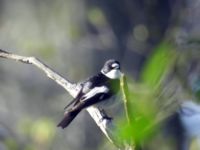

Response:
(70, 72), (119, 106)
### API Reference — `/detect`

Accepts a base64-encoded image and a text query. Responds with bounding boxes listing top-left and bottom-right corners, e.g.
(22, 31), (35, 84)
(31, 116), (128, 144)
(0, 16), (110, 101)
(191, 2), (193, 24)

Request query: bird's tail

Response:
(57, 109), (81, 129)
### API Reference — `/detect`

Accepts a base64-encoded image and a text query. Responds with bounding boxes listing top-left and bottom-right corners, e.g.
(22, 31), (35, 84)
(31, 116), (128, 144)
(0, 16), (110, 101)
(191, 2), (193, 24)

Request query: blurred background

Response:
(0, 0), (200, 150)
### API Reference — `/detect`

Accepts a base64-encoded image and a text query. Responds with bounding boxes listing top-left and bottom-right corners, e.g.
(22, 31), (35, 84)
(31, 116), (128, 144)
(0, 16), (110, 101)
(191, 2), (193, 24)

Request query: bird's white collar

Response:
(101, 69), (122, 79)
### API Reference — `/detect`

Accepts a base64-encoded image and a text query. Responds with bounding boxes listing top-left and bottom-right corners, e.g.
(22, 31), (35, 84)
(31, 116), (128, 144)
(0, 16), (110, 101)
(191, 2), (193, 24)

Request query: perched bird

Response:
(57, 59), (122, 129)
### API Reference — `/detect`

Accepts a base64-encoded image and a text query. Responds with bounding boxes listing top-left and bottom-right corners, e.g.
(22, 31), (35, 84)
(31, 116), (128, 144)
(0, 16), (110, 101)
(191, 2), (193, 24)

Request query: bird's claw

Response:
(99, 115), (113, 123)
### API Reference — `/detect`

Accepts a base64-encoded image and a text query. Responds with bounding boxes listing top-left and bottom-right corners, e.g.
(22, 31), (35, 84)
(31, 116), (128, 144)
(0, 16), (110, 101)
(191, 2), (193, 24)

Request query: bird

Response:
(57, 59), (122, 129)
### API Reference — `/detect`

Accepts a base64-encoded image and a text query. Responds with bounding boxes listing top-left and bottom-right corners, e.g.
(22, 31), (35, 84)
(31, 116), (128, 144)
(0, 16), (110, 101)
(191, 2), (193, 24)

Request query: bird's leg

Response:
(99, 108), (113, 122)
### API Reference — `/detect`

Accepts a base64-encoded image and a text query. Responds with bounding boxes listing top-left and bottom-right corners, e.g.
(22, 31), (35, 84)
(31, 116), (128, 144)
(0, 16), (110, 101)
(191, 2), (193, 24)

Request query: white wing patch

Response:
(81, 86), (109, 101)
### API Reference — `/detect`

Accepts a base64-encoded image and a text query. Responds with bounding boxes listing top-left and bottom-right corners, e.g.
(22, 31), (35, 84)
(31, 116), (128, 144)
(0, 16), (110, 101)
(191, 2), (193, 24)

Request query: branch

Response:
(0, 49), (126, 148)
(0, 49), (80, 97)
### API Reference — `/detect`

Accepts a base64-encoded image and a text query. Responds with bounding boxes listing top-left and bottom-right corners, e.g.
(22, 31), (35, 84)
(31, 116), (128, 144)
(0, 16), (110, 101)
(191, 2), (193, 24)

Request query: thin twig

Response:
(120, 74), (136, 149)
(120, 74), (132, 125)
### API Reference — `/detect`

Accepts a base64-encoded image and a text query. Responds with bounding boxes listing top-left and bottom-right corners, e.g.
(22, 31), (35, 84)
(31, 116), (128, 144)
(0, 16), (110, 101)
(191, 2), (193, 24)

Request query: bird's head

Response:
(101, 59), (122, 79)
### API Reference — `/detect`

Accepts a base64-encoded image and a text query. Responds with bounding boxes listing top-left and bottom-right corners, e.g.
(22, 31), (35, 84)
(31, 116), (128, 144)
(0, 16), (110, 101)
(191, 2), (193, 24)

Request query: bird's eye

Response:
(111, 63), (119, 69)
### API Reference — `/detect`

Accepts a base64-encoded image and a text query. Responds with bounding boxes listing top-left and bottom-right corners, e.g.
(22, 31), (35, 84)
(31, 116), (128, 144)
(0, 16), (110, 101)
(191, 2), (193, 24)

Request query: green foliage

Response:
(117, 87), (157, 144)
(116, 42), (176, 147)
(141, 42), (176, 88)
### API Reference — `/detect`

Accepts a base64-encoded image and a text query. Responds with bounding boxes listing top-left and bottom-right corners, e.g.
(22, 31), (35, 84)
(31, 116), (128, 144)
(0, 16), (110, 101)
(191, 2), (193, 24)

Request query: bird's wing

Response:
(64, 97), (79, 110)
(63, 80), (99, 110)
(64, 85), (84, 110)
(80, 86), (109, 102)
(70, 90), (110, 110)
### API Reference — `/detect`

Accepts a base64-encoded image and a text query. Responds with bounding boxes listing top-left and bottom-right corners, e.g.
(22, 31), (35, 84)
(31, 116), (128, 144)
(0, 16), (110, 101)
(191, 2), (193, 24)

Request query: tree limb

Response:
(0, 49), (80, 97)
(0, 49), (126, 148)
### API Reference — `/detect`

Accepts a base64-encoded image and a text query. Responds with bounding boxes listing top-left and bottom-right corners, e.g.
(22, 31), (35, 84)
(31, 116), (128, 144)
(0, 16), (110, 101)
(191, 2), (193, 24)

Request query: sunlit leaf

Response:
(117, 77), (158, 145)
(141, 42), (175, 88)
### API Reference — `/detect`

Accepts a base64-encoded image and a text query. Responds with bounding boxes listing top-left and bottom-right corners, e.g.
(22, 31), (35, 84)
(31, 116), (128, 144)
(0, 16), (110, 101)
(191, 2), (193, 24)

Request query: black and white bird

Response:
(57, 59), (122, 129)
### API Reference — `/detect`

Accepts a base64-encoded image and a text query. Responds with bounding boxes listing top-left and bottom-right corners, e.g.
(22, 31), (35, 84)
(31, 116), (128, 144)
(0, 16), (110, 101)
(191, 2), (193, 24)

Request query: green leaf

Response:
(141, 42), (175, 88)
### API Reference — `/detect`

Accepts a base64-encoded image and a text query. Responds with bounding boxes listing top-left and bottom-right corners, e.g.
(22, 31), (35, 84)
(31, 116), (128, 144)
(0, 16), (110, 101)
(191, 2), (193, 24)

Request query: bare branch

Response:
(0, 49), (126, 148)
(0, 49), (80, 97)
